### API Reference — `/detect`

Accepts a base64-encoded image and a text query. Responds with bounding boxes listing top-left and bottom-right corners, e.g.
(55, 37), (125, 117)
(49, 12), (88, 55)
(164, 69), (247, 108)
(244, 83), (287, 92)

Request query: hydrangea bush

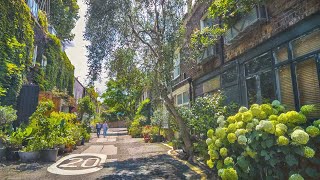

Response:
(206, 101), (320, 180)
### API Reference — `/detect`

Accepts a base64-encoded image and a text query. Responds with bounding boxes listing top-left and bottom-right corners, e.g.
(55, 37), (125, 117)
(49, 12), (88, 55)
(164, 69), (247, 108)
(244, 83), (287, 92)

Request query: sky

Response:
(65, 0), (107, 95)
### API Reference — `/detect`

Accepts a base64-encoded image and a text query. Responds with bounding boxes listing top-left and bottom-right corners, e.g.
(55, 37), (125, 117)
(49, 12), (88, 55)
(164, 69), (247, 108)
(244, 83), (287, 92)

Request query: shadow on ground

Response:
(98, 154), (201, 180)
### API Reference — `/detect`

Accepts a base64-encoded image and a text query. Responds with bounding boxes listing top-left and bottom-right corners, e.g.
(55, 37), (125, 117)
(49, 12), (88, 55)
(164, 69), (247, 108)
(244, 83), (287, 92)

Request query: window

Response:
(276, 65), (295, 110)
(222, 65), (239, 104)
(173, 52), (180, 79)
(199, 16), (216, 62)
(176, 91), (189, 106)
(291, 29), (320, 58)
(296, 58), (320, 118)
(245, 53), (275, 105)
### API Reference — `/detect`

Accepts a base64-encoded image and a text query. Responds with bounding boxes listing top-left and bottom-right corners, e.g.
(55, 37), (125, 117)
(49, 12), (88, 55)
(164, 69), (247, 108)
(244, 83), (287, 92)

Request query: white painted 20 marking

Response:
(47, 154), (107, 175)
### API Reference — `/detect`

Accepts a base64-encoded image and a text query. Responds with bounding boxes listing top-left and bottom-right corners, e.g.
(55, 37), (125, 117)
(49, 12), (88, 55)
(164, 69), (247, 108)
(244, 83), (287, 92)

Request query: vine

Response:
(190, 0), (261, 52)
(0, 0), (35, 106)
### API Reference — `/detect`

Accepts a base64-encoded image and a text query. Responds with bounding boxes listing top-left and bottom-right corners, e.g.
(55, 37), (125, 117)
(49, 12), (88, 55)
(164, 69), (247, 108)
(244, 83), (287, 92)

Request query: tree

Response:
(78, 96), (95, 123)
(85, 0), (195, 160)
(49, 0), (80, 42)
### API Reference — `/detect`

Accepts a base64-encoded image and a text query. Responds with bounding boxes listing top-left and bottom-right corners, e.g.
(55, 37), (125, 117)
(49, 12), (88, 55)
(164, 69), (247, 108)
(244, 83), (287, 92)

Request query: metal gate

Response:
(16, 85), (40, 126)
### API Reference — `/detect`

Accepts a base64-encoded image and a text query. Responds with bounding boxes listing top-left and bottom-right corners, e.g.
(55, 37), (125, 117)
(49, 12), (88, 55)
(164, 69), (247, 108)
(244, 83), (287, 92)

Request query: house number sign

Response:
(47, 153), (107, 175)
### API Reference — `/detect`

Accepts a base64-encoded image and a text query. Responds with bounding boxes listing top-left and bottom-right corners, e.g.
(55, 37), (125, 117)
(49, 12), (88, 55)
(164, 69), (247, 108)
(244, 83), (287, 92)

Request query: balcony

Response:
(26, 0), (39, 20)
(225, 5), (268, 44)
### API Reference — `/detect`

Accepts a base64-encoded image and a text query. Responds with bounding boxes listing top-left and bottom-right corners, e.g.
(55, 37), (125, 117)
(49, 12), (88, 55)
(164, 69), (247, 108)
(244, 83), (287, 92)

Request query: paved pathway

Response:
(0, 128), (202, 180)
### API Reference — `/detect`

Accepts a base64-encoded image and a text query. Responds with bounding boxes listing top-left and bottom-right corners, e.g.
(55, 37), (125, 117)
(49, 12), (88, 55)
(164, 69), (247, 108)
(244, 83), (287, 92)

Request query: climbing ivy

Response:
(37, 34), (74, 95)
(0, 0), (35, 106)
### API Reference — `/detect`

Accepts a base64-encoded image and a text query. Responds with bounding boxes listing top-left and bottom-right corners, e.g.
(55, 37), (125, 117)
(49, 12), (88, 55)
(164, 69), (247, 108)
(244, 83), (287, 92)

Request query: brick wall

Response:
(225, 0), (320, 61)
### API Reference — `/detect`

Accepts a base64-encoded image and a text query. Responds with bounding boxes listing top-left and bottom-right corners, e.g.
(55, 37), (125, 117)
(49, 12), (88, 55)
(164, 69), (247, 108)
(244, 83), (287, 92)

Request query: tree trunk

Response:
(163, 95), (193, 161)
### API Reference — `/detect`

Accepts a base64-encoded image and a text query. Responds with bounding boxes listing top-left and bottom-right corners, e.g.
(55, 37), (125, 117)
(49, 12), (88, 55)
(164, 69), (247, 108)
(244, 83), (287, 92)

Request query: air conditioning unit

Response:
(225, 5), (268, 44)
(197, 45), (217, 64)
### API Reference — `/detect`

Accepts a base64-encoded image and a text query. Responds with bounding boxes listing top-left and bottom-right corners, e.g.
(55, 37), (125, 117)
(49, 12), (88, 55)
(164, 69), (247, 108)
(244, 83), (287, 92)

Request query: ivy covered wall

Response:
(38, 34), (74, 95)
(0, 0), (75, 106)
(0, 0), (35, 106)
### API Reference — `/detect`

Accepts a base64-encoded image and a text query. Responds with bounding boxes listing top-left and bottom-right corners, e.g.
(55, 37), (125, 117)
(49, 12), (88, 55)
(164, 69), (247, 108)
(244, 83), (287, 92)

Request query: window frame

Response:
(176, 91), (190, 106)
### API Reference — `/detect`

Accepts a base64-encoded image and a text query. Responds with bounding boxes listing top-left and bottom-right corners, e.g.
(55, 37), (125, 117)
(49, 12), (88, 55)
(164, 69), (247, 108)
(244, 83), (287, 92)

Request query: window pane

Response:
(292, 29), (320, 58)
(261, 70), (276, 104)
(274, 45), (288, 63)
(296, 58), (320, 118)
(223, 85), (240, 104)
(183, 92), (189, 104)
(177, 94), (183, 105)
(246, 77), (257, 105)
(245, 53), (272, 75)
(222, 67), (237, 85)
(277, 65), (295, 110)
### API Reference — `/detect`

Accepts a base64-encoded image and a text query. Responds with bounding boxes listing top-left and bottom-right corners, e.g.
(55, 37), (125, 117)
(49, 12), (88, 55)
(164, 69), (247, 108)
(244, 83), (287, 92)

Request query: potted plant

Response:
(64, 136), (75, 153)
(18, 137), (41, 162)
(0, 105), (17, 160)
(142, 125), (152, 143)
(7, 127), (32, 161)
(0, 131), (7, 159)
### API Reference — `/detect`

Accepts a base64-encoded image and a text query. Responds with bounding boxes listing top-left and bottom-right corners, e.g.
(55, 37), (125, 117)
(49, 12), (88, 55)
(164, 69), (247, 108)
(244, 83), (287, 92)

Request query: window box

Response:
(225, 5), (268, 44)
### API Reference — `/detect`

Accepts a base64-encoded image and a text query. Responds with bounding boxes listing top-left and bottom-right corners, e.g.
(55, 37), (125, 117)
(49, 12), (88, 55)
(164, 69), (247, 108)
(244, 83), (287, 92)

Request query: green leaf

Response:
(305, 167), (320, 178)
(266, 139), (273, 148)
(285, 154), (298, 166)
(261, 150), (268, 156)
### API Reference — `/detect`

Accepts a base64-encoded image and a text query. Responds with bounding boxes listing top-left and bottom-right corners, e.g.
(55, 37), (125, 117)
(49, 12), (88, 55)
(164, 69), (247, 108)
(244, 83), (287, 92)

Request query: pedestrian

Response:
(102, 121), (109, 138)
(96, 122), (102, 138)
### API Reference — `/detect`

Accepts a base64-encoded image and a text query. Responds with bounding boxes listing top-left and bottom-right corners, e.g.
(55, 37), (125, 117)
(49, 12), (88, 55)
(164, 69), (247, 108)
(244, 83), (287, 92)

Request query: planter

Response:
(0, 147), (6, 160)
(18, 151), (39, 162)
(40, 149), (58, 162)
(81, 138), (85, 145)
(64, 145), (73, 153)
(5, 147), (20, 161)
(57, 144), (65, 154)
(76, 140), (81, 146)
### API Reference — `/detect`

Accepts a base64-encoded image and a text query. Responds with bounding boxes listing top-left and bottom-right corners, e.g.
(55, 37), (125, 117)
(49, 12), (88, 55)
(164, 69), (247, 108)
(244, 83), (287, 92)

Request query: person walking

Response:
(96, 122), (102, 138)
(102, 121), (109, 138)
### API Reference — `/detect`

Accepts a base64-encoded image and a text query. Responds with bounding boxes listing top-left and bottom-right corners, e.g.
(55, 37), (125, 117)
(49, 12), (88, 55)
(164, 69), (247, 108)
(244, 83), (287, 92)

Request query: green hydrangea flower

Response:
(215, 128), (226, 139)
(291, 129), (309, 145)
(220, 168), (238, 180)
(313, 119), (320, 127)
(272, 100), (281, 107)
(275, 123), (287, 136)
(215, 139), (222, 148)
(206, 138), (213, 145)
(220, 147), (228, 157)
(277, 136), (289, 146)
(261, 104), (273, 116)
(306, 126), (320, 137)
(289, 174), (304, 180)
(238, 106), (248, 113)
(236, 121), (244, 128)
(208, 150), (219, 160)
(227, 133), (237, 143)
(246, 123), (254, 131)
(227, 116), (236, 123)
(227, 123), (237, 133)
(242, 111), (253, 122)
(286, 111), (306, 125)
(250, 104), (261, 117)
(224, 157), (234, 166)
(235, 129), (247, 137)
(269, 115), (278, 121)
(277, 113), (288, 124)
(256, 120), (274, 134)
(237, 135), (247, 145)
(235, 113), (243, 122)
(303, 146), (315, 158)
(207, 129), (214, 138)
(207, 159), (214, 168)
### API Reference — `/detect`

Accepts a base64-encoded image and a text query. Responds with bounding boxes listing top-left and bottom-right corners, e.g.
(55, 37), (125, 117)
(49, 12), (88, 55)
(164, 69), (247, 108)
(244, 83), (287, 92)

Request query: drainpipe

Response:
(219, 16), (225, 65)
(187, 77), (193, 107)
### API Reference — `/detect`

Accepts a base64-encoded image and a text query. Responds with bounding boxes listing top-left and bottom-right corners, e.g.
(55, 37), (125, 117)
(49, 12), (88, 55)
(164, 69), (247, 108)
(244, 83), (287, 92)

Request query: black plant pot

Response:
(81, 138), (85, 145)
(40, 149), (58, 162)
(5, 148), (20, 161)
(0, 147), (6, 160)
(18, 151), (40, 162)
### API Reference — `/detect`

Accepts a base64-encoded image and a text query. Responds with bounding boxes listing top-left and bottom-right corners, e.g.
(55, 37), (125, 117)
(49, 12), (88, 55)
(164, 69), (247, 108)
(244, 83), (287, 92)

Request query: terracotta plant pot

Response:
(64, 145), (73, 153)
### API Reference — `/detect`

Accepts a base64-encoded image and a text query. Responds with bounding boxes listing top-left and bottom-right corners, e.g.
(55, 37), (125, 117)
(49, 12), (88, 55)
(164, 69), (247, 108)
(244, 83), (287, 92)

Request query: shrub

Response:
(206, 101), (320, 179)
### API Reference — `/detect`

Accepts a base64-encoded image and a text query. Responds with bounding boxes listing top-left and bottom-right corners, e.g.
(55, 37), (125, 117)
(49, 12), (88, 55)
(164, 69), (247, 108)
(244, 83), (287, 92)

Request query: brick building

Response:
(171, 0), (320, 118)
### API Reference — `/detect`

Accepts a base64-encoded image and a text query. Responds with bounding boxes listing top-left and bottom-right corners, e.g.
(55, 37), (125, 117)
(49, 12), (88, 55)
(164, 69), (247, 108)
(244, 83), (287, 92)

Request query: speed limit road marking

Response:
(47, 153), (107, 175)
